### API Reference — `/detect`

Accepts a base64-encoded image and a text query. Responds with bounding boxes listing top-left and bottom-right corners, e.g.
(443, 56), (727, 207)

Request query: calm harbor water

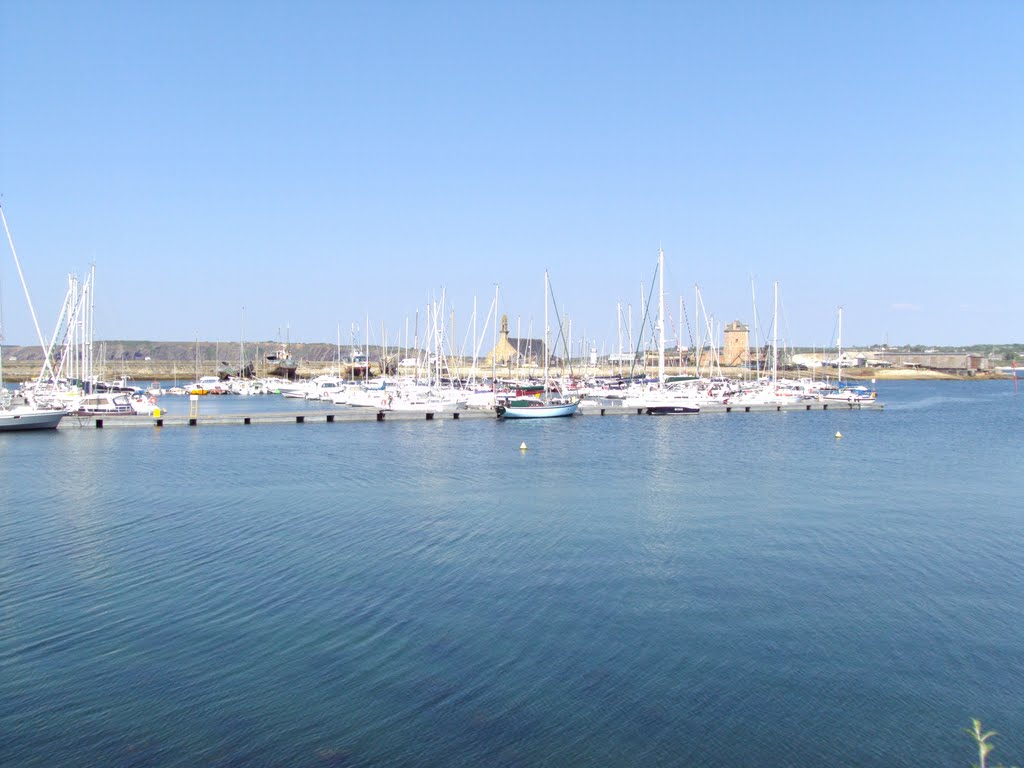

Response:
(2, 380), (1021, 767)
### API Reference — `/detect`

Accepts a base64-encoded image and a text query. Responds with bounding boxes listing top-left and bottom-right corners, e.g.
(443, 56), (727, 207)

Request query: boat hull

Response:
(268, 364), (298, 381)
(0, 408), (65, 432)
(496, 402), (578, 419)
(645, 405), (700, 415)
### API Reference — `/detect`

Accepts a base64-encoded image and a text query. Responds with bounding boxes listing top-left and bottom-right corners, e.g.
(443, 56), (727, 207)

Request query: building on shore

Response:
(873, 352), (989, 375)
(723, 321), (750, 367)
(484, 315), (547, 371)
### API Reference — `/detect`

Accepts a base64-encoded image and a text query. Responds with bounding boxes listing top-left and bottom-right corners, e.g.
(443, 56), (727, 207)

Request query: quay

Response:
(57, 399), (884, 429)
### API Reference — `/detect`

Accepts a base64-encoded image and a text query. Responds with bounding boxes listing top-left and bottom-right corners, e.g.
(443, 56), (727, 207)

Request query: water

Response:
(2, 380), (1021, 766)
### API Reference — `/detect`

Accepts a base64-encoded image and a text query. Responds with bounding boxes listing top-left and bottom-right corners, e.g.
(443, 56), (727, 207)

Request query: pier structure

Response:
(63, 398), (884, 429)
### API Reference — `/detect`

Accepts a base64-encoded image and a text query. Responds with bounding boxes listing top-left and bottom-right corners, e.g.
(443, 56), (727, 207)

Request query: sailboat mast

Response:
(240, 307), (246, 376)
(772, 280), (778, 382)
(543, 271), (550, 390)
(837, 306), (843, 385)
(678, 295), (683, 369)
(751, 278), (758, 379)
(616, 301), (622, 376)
(658, 248), (665, 388)
(1, 206), (55, 381)
(639, 281), (645, 373)
(491, 284), (498, 387)
(627, 303), (633, 375)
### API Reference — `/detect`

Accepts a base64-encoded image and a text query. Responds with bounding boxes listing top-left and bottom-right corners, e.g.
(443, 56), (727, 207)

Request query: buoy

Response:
(835, 431), (842, 439)
(153, 408), (161, 418)
(520, 442), (528, 451)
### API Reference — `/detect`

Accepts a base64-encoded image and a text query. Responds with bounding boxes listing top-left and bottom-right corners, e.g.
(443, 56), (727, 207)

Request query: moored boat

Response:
(266, 346), (298, 380)
(495, 399), (578, 418)
(0, 392), (65, 431)
(820, 384), (877, 404)
(71, 392), (152, 415)
(0, 205), (66, 432)
(494, 271), (579, 420)
(645, 404), (700, 415)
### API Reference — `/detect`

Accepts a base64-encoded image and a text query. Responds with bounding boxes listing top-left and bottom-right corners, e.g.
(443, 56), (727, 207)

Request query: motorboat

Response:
(0, 389), (65, 431)
(645, 404), (700, 415)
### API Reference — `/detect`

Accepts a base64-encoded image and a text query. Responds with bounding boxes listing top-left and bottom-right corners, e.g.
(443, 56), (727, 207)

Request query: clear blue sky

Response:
(2, 1), (1021, 352)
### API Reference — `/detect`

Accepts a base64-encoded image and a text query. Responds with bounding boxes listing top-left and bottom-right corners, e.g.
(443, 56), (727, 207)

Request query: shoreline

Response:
(1, 360), (1011, 384)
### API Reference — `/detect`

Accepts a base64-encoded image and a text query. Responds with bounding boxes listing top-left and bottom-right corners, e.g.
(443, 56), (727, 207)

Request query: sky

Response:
(1, 1), (1021, 353)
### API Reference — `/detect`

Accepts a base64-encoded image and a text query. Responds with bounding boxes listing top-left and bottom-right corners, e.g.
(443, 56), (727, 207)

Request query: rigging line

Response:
(679, 292), (695, 352)
(545, 276), (575, 380)
(628, 259), (660, 379)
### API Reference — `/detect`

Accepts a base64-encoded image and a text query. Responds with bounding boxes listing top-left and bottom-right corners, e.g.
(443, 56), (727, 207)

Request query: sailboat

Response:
(0, 205), (65, 431)
(821, 306), (877, 404)
(629, 248), (700, 415)
(495, 270), (578, 419)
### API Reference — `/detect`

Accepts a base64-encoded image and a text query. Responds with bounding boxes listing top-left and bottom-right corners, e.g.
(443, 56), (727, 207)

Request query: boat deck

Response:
(56, 399), (883, 429)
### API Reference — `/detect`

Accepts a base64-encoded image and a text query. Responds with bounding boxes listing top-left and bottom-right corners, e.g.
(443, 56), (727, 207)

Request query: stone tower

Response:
(723, 320), (749, 367)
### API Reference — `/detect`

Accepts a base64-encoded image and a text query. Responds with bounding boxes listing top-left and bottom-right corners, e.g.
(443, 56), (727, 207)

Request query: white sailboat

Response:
(496, 270), (578, 418)
(820, 306), (877, 403)
(628, 249), (700, 415)
(0, 205), (65, 432)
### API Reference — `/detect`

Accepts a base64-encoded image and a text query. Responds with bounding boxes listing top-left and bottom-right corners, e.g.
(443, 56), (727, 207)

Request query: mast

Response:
(751, 277), (759, 379)
(837, 306), (843, 385)
(472, 295), (478, 381)
(516, 315), (521, 378)
(639, 281), (645, 373)
(241, 307), (246, 376)
(86, 264), (95, 385)
(694, 284), (700, 375)
(1, 205), (55, 382)
(772, 280), (779, 382)
(622, 303), (630, 376)
(616, 301), (622, 376)
(543, 271), (549, 391)
(678, 295), (684, 369)
(657, 248), (665, 388)
(492, 284), (498, 387)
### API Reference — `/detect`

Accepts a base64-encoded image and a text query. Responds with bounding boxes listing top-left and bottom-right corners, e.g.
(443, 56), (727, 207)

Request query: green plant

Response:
(967, 720), (1018, 768)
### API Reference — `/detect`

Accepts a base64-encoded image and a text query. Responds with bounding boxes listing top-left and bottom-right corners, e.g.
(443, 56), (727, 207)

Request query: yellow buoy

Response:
(520, 442), (528, 451)
(835, 431), (842, 439)
(153, 407), (161, 418)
